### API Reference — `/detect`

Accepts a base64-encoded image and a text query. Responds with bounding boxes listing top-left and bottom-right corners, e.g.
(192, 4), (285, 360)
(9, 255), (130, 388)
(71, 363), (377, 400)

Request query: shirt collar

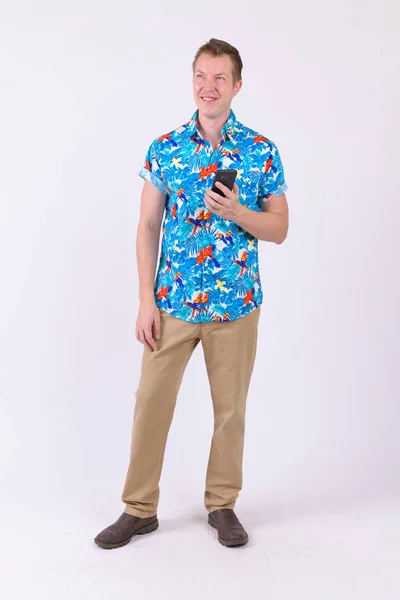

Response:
(185, 109), (239, 144)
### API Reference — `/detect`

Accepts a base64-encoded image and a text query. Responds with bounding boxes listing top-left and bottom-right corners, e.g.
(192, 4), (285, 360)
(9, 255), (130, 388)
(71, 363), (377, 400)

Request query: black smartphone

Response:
(211, 169), (237, 197)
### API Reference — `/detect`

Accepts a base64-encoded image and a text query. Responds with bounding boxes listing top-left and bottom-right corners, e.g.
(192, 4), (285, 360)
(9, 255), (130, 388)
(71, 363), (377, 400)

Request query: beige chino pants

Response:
(121, 305), (261, 517)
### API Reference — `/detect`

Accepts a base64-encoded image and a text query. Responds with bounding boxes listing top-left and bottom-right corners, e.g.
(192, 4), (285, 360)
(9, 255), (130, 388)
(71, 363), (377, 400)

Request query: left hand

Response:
(204, 182), (243, 221)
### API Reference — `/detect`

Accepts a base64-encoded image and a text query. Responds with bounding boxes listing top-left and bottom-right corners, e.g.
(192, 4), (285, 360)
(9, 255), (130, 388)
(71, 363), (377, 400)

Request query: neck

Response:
(197, 108), (231, 147)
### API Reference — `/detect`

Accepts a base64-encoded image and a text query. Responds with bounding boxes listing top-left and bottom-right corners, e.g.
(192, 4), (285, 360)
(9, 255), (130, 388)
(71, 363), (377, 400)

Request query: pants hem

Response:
(124, 505), (157, 518)
(206, 502), (236, 513)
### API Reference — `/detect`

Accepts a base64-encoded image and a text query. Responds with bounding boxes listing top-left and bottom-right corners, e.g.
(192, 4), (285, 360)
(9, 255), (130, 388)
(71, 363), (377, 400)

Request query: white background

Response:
(0, 1), (399, 598)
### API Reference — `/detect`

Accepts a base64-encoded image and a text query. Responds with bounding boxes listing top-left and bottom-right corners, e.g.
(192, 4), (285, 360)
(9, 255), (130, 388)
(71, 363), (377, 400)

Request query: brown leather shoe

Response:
(94, 512), (159, 549)
(208, 509), (249, 547)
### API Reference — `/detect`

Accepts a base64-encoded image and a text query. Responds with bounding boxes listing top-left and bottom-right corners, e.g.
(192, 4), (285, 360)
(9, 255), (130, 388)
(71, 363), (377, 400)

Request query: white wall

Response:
(0, 0), (399, 520)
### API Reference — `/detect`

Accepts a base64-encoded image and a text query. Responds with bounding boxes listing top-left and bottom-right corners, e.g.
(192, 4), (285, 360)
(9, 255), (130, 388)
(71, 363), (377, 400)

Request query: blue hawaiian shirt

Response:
(139, 109), (287, 323)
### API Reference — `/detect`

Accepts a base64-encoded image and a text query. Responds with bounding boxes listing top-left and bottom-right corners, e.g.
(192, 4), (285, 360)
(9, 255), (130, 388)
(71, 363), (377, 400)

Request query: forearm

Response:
(136, 222), (161, 302)
(234, 205), (288, 244)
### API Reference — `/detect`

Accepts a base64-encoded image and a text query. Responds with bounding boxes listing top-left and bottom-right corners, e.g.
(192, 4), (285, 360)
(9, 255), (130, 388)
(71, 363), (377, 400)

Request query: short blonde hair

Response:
(192, 38), (243, 83)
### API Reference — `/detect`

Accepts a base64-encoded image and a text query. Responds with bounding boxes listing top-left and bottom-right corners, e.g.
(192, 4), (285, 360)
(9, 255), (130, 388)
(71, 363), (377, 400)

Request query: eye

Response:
(217, 76), (225, 81)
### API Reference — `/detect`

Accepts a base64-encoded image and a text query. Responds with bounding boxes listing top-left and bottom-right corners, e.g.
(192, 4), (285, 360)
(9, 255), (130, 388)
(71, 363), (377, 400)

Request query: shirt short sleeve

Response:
(139, 139), (168, 195)
(257, 141), (288, 205)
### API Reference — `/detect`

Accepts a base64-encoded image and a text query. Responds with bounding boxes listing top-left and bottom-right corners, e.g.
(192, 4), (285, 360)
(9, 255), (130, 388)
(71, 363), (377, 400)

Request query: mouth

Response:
(201, 96), (218, 104)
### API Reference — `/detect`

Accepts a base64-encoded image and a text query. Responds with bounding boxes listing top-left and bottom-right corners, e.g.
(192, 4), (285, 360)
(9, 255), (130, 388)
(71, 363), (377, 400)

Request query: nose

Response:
(201, 75), (216, 89)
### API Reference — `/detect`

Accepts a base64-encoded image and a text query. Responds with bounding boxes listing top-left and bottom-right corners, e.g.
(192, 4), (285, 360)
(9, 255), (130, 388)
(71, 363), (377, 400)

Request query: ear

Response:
(232, 79), (242, 97)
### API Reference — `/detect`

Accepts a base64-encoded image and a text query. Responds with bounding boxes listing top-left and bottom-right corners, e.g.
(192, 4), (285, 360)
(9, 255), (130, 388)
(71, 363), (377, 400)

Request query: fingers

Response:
(145, 327), (158, 351)
(136, 313), (161, 352)
(215, 181), (232, 197)
(153, 313), (161, 342)
(205, 186), (228, 212)
(137, 327), (155, 351)
(205, 193), (222, 213)
(205, 182), (238, 216)
(207, 186), (228, 202)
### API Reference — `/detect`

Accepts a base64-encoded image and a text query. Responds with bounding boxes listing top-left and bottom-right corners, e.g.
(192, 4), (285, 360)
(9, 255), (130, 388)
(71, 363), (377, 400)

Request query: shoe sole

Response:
(208, 515), (249, 547)
(94, 518), (159, 549)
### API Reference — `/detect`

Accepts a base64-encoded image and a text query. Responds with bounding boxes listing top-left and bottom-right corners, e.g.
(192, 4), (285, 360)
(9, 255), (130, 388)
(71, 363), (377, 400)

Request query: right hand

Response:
(135, 301), (161, 352)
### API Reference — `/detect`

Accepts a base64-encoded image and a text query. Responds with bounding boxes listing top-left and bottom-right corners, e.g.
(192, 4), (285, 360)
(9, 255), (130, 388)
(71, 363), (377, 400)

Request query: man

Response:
(95, 38), (288, 549)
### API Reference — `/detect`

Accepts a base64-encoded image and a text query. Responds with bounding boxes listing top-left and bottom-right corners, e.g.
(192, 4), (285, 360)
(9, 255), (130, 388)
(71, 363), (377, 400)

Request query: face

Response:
(193, 53), (242, 120)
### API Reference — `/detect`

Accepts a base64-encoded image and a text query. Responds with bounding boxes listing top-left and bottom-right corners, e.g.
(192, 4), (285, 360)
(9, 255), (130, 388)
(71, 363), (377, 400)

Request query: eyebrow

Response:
(195, 70), (226, 76)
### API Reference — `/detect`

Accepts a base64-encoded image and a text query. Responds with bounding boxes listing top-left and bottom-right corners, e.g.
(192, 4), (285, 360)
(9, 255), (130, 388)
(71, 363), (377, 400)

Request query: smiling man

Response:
(95, 38), (288, 549)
